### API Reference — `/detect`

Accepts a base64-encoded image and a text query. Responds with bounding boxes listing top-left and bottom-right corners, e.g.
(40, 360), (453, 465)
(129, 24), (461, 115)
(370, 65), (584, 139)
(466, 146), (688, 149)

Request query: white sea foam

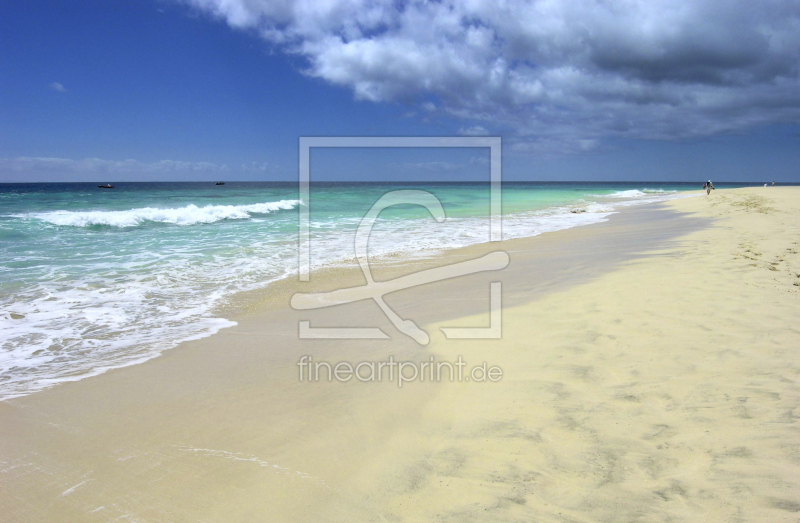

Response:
(23, 199), (301, 227)
(601, 188), (676, 198)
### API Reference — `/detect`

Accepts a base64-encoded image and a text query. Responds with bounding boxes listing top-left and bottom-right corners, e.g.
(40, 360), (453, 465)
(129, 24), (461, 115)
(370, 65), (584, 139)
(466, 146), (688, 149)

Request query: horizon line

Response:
(0, 180), (795, 185)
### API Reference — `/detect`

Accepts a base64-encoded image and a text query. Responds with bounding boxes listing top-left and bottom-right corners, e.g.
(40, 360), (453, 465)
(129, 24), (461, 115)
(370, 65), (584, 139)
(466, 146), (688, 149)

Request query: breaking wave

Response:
(603, 189), (676, 198)
(24, 199), (302, 227)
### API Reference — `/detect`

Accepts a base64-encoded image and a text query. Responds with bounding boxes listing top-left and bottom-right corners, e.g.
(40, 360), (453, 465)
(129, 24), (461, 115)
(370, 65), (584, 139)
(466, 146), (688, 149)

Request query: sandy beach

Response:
(1, 186), (799, 521)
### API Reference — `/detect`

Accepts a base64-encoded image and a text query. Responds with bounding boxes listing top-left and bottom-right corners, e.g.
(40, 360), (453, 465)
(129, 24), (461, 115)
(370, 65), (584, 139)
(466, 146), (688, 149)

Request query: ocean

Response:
(0, 181), (712, 400)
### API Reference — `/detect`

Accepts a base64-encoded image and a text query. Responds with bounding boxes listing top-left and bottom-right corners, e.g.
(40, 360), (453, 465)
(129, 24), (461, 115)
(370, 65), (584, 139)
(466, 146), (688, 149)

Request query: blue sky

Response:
(1, 0), (799, 182)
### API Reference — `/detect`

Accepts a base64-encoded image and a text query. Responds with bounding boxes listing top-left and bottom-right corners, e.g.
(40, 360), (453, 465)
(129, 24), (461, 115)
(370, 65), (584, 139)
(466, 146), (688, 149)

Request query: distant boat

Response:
(98, 184), (115, 189)
(215, 182), (225, 185)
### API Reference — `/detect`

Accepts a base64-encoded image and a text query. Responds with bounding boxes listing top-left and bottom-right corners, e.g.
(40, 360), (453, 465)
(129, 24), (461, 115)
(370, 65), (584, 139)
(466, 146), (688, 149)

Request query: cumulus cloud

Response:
(49, 82), (66, 93)
(179, 0), (800, 153)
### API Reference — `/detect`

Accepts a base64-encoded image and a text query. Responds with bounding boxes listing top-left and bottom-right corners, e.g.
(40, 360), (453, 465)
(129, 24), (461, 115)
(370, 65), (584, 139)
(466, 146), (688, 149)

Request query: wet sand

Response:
(1, 187), (798, 521)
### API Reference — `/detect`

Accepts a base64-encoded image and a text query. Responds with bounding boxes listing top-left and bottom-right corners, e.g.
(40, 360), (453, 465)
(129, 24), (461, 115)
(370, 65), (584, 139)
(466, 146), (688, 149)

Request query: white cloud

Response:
(458, 125), (489, 136)
(179, 0), (800, 153)
(49, 82), (66, 93)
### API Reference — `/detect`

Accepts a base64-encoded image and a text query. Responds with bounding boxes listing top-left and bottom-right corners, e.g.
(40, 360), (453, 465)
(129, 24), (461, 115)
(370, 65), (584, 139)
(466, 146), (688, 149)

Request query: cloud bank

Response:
(1, 157), (227, 173)
(0, 157), (243, 181)
(0, 157), (287, 181)
(180, 0), (800, 152)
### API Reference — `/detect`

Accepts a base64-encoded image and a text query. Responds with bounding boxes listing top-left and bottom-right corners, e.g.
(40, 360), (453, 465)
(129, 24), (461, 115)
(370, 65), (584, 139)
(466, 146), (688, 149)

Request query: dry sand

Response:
(1, 187), (798, 521)
(365, 187), (800, 521)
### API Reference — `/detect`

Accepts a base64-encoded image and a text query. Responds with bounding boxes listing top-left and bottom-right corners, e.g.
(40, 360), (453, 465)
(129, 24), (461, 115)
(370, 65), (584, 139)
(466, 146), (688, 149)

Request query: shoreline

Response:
(212, 191), (700, 325)
(3, 187), (798, 520)
(0, 189), (695, 402)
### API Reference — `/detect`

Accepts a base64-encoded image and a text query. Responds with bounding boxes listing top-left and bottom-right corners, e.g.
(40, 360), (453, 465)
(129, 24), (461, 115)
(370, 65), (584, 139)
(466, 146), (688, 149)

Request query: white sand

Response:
(353, 187), (800, 520)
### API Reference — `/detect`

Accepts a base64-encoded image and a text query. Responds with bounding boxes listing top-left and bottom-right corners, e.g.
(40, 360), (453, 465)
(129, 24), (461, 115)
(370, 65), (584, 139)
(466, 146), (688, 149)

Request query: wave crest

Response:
(604, 189), (676, 198)
(25, 200), (301, 227)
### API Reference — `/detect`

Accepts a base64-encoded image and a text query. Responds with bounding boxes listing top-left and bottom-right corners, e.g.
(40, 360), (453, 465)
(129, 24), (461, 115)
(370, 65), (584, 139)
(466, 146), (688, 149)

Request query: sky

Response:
(1, 0), (799, 182)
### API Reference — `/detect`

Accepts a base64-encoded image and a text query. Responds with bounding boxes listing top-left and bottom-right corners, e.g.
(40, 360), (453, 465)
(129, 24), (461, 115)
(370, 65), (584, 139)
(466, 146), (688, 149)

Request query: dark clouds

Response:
(181, 0), (800, 153)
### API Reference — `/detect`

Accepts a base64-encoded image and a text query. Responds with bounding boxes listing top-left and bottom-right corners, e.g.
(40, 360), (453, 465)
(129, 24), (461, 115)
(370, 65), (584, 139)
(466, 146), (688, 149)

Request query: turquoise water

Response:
(0, 181), (703, 399)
